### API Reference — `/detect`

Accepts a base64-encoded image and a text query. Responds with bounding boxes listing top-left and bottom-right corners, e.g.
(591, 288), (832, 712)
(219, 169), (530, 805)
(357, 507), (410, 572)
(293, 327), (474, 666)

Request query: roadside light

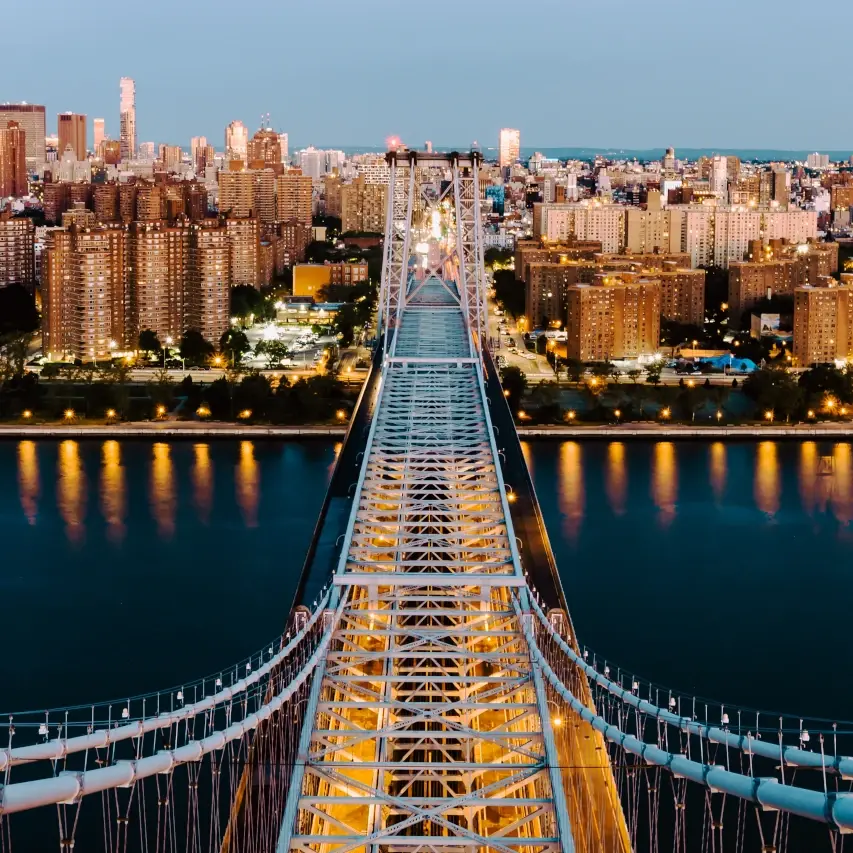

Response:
(553, 717), (562, 727)
(239, 409), (252, 419)
(156, 405), (166, 417)
(660, 407), (671, 420)
(507, 491), (517, 503)
(517, 410), (528, 420)
(765, 410), (774, 422)
(825, 396), (837, 411)
(213, 355), (223, 366)
(808, 410), (815, 418)
(106, 409), (117, 419)
(196, 406), (211, 418)
(614, 409), (621, 419)
(589, 377), (598, 387)
(336, 409), (347, 420)
(687, 379), (695, 388)
(716, 410), (722, 421)
(64, 408), (75, 420)
(566, 410), (576, 421)
(503, 389), (510, 397)
(22, 409), (32, 419)
(842, 407), (849, 417)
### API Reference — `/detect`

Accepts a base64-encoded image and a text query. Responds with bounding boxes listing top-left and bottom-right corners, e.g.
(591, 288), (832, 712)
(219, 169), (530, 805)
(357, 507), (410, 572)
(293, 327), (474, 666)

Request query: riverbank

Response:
(0, 422), (347, 438)
(517, 423), (853, 438)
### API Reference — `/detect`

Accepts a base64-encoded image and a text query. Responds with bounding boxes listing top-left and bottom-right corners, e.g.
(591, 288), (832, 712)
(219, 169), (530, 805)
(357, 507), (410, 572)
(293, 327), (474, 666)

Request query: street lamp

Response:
(64, 408), (75, 421)
(614, 409), (621, 421)
(156, 405), (167, 418)
(336, 409), (347, 421)
(764, 410), (774, 423)
(196, 405), (211, 418)
(660, 407), (671, 420)
(22, 409), (32, 419)
(566, 410), (576, 422)
(239, 409), (252, 419)
(164, 336), (173, 369)
(716, 410), (722, 422)
(106, 408), (117, 420)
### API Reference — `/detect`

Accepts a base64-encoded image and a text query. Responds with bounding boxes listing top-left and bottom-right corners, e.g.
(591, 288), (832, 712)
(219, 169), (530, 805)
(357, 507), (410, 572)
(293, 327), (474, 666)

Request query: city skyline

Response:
(7, 0), (853, 152)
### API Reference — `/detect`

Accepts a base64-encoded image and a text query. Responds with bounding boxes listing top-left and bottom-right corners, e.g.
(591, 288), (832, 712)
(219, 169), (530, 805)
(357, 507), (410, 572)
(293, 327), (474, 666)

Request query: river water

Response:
(1, 438), (850, 723)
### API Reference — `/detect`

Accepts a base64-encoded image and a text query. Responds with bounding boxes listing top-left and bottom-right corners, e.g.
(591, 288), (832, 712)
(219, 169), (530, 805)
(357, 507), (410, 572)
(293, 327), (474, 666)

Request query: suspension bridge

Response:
(2, 150), (852, 853)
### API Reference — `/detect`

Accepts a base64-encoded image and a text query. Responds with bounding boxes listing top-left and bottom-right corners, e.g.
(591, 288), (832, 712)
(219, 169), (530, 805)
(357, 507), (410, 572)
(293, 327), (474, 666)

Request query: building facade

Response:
(0, 104), (45, 168)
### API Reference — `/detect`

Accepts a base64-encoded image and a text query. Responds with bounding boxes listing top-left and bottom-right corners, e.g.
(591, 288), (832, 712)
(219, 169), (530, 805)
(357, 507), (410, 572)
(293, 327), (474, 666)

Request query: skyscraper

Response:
(119, 77), (136, 161)
(191, 136), (207, 170)
(0, 104), (45, 168)
(225, 120), (248, 162)
(0, 121), (27, 198)
(278, 133), (289, 164)
(498, 128), (520, 169)
(57, 113), (87, 160)
(93, 118), (105, 151)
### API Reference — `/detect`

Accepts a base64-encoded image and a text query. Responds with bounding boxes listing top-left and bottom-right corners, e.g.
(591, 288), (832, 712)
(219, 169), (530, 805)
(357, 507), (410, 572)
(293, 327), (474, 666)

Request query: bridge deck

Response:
(281, 298), (571, 853)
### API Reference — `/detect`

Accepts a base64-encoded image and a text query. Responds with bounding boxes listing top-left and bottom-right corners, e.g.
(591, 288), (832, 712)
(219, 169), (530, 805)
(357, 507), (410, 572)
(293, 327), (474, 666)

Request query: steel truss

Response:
(379, 152), (487, 351)
(282, 291), (573, 853)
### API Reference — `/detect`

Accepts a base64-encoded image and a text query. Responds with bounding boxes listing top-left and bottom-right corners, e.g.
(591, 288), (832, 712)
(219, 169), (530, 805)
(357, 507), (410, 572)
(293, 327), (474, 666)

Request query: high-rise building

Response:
(278, 133), (289, 164)
(224, 217), (261, 288)
(709, 155), (728, 200)
(43, 225), (129, 360)
(0, 121), (27, 198)
(565, 273), (661, 361)
(160, 145), (182, 171)
(219, 169), (276, 223)
(137, 141), (155, 161)
(498, 128), (520, 169)
(536, 202), (627, 253)
(793, 276), (853, 364)
(247, 129), (282, 169)
(340, 177), (387, 233)
(94, 183), (120, 222)
(298, 147), (324, 180)
(0, 104), (45, 169)
(103, 140), (121, 165)
(225, 120), (248, 162)
(185, 222), (231, 344)
(278, 219), (313, 267)
(119, 77), (136, 161)
(190, 136), (207, 171)
(0, 209), (35, 288)
(57, 113), (86, 160)
(806, 152), (830, 170)
(275, 173), (313, 226)
(93, 118), (105, 151)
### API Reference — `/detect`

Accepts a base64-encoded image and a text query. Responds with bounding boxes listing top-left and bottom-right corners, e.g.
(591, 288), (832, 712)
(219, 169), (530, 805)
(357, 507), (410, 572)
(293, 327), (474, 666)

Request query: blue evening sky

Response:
(3, 0), (851, 152)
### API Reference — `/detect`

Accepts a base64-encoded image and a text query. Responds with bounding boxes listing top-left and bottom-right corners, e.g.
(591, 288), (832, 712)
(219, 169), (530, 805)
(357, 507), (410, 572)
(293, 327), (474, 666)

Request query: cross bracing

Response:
(281, 297), (577, 853)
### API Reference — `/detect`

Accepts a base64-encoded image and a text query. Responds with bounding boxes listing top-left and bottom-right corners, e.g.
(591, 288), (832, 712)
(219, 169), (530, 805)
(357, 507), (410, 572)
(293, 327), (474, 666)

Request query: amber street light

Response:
(566, 410), (576, 421)
(503, 389), (510, 397)
(21, 409), (32, 419)
(64, 408), (75, 421)
(196, 405), (211, 418)
(807, 409), (816, 419)
(614, 409), (621, 420)
(106, 408), (117, 420)
(686, 379), (695, 388)
(660, 407), (671, 420)
(764, 410), (774, 423)
(517, 409), (528, 420)
(842, 407), (849, 417)
(156, 404), (166, 418)
(336, 409), (347, 421)
(716, 410), (722, 422)
(213, 355), (223, 367)
(239, 409), (252, 419)
(589, 377), (599, 388)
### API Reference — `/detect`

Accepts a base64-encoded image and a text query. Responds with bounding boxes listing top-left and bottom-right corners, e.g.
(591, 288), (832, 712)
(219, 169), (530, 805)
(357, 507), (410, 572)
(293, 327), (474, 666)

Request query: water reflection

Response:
(57, 440), (85, 543)
(709, 442), (726, 503)
(235, 441), (260, 528)
(798, 442), (820, 516)
(651, 442), (677, 527)
(192, 443), (214, 524)
(557, 441), (584, 540)
(100, 440), (126, 542)
(832, 443), (853, 525)
(754, 441), (780, 517)
(17, 441), (39, 525)
(150, 443), (176, 538)
(605, 442), (627, 516)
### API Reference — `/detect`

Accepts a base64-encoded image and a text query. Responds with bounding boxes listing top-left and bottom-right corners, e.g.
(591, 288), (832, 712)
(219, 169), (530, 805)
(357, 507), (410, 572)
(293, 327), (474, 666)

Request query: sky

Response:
(3, 0), (852, 153)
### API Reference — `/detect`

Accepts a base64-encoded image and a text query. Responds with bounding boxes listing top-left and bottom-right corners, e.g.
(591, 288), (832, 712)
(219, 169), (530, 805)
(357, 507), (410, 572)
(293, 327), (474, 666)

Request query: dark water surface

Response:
(1, 438), (851, 724)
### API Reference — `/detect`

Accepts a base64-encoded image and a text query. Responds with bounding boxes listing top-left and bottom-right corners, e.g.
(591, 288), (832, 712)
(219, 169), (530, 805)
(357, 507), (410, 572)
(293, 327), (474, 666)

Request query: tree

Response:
(743, 365), (803, 420)
(798, 364), (853, 403)
(492, 270), (525, 318)
(219, 328), (250, 365)
(138, 329), (162, 358)
(230, 285), (272, 325)
(646, 362), (663, 386)
(500, 365), (527, 414)
(627, 368), (641, 384)
(0, 333), (30, 378)
(0, 285), (38, 338)
(180, 329), (215, 366)
(529, 381), (562, 423)
(234, 374), (273, 419)
(255, 339), (289, 368)
(564, 358), (584, 384)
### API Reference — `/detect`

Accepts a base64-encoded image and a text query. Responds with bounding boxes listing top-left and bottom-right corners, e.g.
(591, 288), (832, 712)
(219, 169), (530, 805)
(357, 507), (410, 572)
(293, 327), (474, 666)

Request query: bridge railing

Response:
(0, 588), (340, 853)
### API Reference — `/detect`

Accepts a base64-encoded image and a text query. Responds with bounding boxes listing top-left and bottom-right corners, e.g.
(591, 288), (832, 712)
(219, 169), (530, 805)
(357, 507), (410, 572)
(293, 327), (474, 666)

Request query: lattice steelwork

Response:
(280, 292), (580, 853)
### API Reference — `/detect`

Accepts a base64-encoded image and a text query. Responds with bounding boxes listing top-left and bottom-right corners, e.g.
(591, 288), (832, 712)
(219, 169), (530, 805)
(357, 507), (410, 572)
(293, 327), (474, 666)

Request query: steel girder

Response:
(282, 295), (573, 853)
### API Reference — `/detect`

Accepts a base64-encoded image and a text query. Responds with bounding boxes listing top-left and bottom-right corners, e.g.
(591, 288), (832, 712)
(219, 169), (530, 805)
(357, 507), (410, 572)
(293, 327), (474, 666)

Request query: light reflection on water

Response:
(709, 442), (726, 503)
(100, 440), (126, 543)
(605, 442), (627, 516)
(151, 443), (176, 538)
(235, 441), (260, 528)
(57, 440), (85, 543)
(754, 441), (780, 517)
(17, 440), (38, 526)
(192, 443), (214, 524)
(651, 442), (677, 527)
(557, 441), (584, 540)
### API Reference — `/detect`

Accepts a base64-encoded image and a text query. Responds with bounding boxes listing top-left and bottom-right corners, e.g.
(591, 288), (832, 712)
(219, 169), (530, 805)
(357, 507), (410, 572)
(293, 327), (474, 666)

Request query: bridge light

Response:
(553, 717), (562, 727)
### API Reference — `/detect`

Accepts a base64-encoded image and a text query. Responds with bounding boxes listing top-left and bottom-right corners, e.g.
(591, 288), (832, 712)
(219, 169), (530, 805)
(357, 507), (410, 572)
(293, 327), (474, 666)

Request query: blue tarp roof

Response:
(699, 355), (757, 372)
